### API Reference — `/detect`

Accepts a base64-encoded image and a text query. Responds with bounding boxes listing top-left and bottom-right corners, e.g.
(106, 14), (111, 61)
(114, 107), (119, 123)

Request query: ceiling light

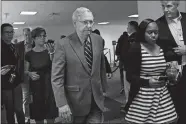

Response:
(13, 28), (18, 30)
(128, 14), (139, 18)
(13, 22), (25, 25)
(98, 22), (110, 25)
(20, 11), (37, 15)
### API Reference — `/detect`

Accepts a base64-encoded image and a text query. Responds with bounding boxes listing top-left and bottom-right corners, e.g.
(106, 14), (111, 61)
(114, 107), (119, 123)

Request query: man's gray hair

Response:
(160, 0), (180, 6)
(72, 7), (93, 22)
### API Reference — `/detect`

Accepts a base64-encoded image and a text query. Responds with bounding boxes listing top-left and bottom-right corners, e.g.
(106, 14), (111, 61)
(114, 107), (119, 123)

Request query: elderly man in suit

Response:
(51, 7), (107, 123)
(156, 1), (186, 123)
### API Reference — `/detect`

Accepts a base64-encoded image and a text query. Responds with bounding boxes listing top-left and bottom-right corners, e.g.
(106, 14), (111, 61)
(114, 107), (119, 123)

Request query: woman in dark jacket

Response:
(124, 19), (177, 124)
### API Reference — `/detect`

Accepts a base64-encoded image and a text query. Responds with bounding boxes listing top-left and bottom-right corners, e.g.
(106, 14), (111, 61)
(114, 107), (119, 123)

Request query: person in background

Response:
(16, 28), (34, 124)
(124, 19), (177, 124)
(92, 29), (112, 79)
(60, 35), (66, 39)
(116, 31), (128, 94)
(156, 1), (186, 123)
(25, 27), (58, 124)
(1, 23), (25, 124)
(51, 7), (108, 123)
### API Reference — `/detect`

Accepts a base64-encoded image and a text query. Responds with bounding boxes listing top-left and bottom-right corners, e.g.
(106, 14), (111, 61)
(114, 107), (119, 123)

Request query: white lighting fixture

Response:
(128, 14), (139, 18)
(13, 22), (25, 25)
(13, 28), (18, 30)
(20, 11), (37, 15)
(98, 22), (110, 25)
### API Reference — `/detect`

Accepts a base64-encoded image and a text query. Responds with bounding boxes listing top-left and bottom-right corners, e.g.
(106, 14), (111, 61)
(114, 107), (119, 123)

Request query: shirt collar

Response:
(76, 32), (90, 45)
(166, 12), (182, 23)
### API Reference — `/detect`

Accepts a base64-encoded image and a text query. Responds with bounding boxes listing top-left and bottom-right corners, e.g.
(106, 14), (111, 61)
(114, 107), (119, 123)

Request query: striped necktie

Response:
(84, 38), (93, 72)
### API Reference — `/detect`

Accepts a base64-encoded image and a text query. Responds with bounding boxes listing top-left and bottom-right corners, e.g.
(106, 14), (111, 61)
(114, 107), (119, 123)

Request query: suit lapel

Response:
(161, 16), (178, 46)
(90, 34), (100, 75)
(69, 32), (90, 74)
(181, 13), (186, 45)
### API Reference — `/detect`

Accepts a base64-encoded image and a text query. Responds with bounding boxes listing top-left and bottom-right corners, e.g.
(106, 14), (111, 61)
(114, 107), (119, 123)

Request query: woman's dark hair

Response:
(31, 27), (46, 39)
(1, 23), (13, 35)
(136, 19), (156, 43)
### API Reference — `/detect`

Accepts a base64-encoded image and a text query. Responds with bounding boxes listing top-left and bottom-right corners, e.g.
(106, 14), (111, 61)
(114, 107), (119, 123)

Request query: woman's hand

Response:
(28, 72), (40, 81)
(149, 76), (166, 88)
(45, 43), (55, 54)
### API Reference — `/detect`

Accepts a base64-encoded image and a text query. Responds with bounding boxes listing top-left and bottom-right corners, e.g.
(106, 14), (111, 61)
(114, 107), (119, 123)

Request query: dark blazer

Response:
(116, 32), (137, 65)
(124, 42), (166, 112)
(1, 40), (21, 90)
(156, 12), (186, 64)
(116, 32), (128, 57)
(51, 32), (107, 116)
(156, 13), (186, 118)
(15, 41), (25, 82)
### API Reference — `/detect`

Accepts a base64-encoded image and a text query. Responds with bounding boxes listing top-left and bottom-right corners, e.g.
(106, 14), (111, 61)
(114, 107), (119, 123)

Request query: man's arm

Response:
(100, 44), (108, 92)
(51, 40), (67, 108)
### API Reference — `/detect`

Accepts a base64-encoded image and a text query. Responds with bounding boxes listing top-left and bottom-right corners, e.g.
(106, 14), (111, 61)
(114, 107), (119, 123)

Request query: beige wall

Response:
(137, 1), (186, 23)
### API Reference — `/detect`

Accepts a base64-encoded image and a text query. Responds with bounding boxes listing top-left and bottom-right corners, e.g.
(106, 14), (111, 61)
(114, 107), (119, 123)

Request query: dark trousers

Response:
(168, 65), (186, 124)
(176, 65), (186, 124)
(119, 60), (124, 88)
(2, 84), (25, 124)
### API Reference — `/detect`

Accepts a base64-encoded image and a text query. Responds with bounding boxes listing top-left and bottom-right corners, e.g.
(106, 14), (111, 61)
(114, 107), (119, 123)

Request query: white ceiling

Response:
(2, 1), (138, 27)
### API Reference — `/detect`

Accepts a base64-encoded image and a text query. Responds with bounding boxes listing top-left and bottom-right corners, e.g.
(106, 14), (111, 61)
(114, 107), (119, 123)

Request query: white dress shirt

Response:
(166, 12), (186, 66)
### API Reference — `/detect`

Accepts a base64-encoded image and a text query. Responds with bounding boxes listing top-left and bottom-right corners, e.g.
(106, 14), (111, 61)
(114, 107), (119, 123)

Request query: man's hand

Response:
(173, 46), (186, 55)
(58, 105), (72, 123)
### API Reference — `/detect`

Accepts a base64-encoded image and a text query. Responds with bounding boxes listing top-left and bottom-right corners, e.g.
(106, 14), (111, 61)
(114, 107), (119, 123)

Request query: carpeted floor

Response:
(2, 68), (127, 123)
(104, 97), (124, 121)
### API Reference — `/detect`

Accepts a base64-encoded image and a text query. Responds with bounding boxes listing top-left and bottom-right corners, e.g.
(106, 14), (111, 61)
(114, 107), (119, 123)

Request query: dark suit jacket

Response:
(1, 40), (21, 90)
(51, 32), (107, 116)
(116, 32), (137, 65)
(116, 32), (128, 57)
(156, 12), (186, 64)
(156, 13), (186, 115)
(15, 41), (25, 82)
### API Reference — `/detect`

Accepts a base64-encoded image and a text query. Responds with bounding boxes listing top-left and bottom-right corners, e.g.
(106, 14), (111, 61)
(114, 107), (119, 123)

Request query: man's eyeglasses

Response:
(4, 31), (14, 35)
(37, 35), (47, 38)
(79, 20), (94, 26)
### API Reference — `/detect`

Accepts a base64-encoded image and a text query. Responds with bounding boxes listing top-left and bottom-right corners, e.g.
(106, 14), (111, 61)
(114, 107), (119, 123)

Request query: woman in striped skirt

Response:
(124, 19), (178, 124)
